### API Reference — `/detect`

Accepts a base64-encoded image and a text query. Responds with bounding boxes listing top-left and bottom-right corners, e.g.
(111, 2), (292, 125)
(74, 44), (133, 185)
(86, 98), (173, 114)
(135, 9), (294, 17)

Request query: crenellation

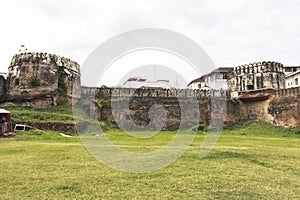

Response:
(227, 61), (285, 98)
(9, 52), (80, 74)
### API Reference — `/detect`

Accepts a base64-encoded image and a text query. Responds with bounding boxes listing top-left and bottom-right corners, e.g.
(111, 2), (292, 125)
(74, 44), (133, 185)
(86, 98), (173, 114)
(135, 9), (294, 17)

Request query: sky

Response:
(1, 0), (300, 86)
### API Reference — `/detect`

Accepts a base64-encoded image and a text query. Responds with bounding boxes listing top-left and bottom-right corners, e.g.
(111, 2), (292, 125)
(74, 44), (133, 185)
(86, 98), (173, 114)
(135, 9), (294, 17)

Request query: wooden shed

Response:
(0, 109), (11, 134)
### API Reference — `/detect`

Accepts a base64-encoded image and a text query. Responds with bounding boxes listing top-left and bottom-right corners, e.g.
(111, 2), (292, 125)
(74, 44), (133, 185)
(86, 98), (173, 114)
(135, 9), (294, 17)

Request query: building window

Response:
(224, 73), (228, 79)
(216, 73), (223, 80)
(295, 78), (298, 85)
(285, 68), (291, 72)
(198, 83), (201, 89)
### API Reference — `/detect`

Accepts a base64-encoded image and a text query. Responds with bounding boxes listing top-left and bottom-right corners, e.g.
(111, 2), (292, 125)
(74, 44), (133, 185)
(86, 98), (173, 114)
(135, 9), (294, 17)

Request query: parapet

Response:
(9, 52), (80, 74)
(231, 61), (284, 76)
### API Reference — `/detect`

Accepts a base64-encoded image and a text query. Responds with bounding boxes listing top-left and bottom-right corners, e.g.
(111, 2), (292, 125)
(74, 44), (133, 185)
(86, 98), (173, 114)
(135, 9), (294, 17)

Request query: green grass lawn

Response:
(0, 102), (74, 124)
(0, 120), (299, 199)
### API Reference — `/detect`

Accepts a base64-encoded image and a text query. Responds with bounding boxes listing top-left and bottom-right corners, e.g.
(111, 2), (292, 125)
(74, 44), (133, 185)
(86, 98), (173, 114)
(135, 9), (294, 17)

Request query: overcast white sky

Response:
(1, 0), (300, 86)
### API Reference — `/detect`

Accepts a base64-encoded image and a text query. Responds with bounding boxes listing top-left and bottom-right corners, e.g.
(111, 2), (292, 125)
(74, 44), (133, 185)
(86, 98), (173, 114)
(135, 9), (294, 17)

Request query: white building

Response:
(188, 67), (233, 90)
(123, 77), (174, 89)
(187, 77), (206, 89)
(285, 71), (300, 88)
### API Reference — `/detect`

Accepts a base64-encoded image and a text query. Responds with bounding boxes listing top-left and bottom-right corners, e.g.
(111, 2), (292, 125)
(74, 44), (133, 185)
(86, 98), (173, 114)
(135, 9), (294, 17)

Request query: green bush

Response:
(28, 76), (40, 87)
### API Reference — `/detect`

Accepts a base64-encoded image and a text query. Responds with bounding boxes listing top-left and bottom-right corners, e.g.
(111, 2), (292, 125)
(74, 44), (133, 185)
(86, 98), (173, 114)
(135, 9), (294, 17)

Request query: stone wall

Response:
(234, 87), (300, 127)
(79, 96), (239, 131)
(81, 86), (230, 98)
(268, 95), (300, 127)
(237, 94), (300, 127)
(24, 122), (76, 132)
(5, 52), (80, 108)
(0, 75), (6, 99)
(228, 61), (285, 97)
(77, 86), (300, 130)
(2, 53), (300, 129)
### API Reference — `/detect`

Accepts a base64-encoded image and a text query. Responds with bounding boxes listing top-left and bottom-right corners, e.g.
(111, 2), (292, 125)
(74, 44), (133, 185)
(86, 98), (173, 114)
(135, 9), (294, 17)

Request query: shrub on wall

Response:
(28, 76), (40, 87)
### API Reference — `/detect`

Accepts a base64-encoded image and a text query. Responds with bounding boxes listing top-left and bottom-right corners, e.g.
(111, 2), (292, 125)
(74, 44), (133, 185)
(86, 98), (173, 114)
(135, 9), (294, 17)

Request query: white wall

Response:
(285, 72), (300, 88)
(189, 81), (205, 89)
(205, 73), (228, 90)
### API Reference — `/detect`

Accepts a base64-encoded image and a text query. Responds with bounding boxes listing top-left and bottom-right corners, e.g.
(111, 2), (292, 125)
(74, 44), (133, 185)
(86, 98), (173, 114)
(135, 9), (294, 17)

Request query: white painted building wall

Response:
(206, 73), (228, 90)
(188, 81), (206, 89)
(285, 71), (300, 88)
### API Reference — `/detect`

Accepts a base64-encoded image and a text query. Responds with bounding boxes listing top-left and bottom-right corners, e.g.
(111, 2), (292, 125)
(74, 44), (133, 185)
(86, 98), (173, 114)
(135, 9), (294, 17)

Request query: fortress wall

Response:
(80, 86), (230, 98)
(78, 86), (300, 130)
(81, 96), (241, 131)
(0, 75), (6, 99)
(268, 95), (300, 127)
(23, 122), (76, 132)
(238, 98), (274, 124)
(5, 52), (80, 108)
(3, 52), (300, 128)
(99, 97), (212, 130)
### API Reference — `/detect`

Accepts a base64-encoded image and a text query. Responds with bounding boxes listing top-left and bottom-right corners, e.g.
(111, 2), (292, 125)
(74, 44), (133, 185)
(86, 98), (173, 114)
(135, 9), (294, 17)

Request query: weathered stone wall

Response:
(78, 87), (232, 130)
(81, 86), (230, 98)
(79, 86), (300, 130)
(268, 96), (300, 127)
(11, 95), (57, 109)
(5, 52), (80, 108)
(24, 122), (76, 132)
(0, 75), (6, 99)
(234, 88), (300, 127)
(228, 61), (285, 98)
(86, 96), (239, 131)
(97, 97), (201, 131)
(268, 87), (300, 126)
(238, 98), (273, 123)
(2, 53), (300, 129)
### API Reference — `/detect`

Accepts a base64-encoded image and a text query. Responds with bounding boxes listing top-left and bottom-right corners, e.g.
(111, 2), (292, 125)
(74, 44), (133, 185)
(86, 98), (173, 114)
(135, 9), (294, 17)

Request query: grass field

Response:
(0, 102), (74, 124)
(0, 120), (300, 199)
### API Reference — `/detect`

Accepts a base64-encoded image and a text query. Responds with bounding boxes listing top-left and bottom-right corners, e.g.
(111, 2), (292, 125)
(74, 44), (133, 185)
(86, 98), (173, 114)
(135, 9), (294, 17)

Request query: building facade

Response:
(187, 77), (206, 89)
(123, 77), (174, 89)
(188, 67), (233, 90)
(285, 71), (300, 88)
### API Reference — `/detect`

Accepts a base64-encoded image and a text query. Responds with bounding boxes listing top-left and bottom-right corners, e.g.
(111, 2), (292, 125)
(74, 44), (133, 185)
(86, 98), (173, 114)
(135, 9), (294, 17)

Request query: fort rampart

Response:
(1, 53), (300, 129)
(78, 86), (300, 129)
